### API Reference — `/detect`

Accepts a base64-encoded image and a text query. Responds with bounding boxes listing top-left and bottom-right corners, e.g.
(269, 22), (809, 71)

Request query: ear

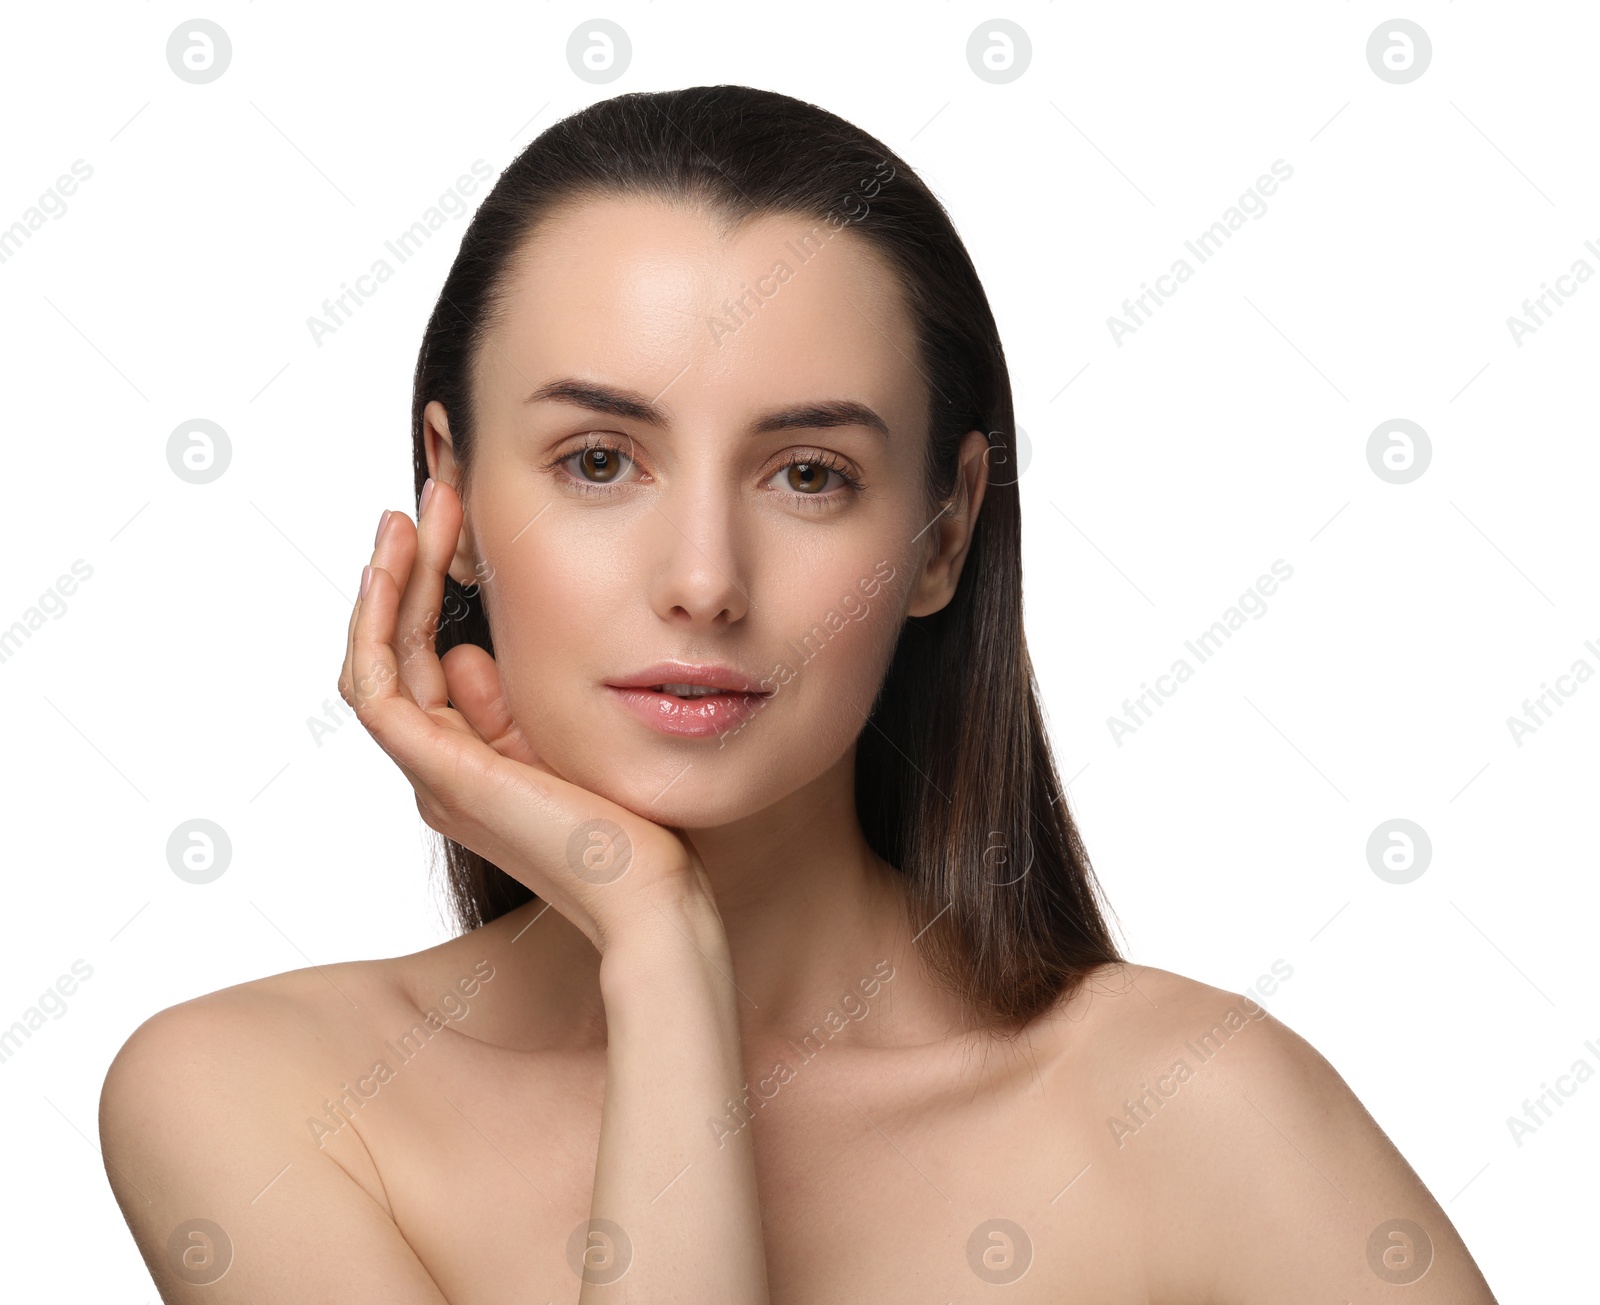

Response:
(907, 429), (992, 618)
(422, 399), (483, 589)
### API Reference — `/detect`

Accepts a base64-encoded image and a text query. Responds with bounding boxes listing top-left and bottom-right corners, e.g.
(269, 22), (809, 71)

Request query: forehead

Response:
(476, 194), (926, 432)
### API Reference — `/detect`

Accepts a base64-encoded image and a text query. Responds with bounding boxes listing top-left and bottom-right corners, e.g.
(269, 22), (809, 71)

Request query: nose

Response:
(645, 488), (751, 627)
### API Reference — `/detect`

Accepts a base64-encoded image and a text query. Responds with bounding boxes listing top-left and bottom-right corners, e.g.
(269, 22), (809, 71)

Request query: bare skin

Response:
(98, 195), (1498, 1303)
(97, 937), (1497, 1302)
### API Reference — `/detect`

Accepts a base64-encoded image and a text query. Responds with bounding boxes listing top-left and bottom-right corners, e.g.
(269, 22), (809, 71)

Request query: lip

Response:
(605, 662), (772, 695)
(603, 662), (773, 740)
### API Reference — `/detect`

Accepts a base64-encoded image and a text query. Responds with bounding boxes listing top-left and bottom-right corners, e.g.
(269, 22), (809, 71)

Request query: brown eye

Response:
(786, 461), (832, 494)
(578, 446), (624, 483)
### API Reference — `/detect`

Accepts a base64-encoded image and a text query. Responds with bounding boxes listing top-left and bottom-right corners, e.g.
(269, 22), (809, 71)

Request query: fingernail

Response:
(375, 509), (391, 547)
(360, 564), (372, 598)
(420, 477), (436, 517)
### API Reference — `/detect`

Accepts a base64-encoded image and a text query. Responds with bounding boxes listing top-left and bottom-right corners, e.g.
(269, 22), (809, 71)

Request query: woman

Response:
(99, 85), (1497, 1302)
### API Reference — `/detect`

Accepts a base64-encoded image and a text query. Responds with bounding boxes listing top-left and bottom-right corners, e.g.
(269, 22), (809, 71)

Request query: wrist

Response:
(598, 884), (730, 1000)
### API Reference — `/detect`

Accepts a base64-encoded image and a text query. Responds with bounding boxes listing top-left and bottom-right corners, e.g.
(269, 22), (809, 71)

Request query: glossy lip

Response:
(603, 662), (774, 740)
(604, 661), (773, 695)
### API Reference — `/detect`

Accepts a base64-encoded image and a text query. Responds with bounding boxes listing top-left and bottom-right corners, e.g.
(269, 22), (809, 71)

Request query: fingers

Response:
(390, 479), (462, 713)
(338, 491), (494, 809)
(345, 563), (412, 752)
(338, 571), (363, 704)
(346, 560), (470, 812)
(440, 643), (548, 771)
(339, 510), (393, 708)
(341, 506), (445, 786)
(340, 562), (699, 947)
(333, 488), (704, 948)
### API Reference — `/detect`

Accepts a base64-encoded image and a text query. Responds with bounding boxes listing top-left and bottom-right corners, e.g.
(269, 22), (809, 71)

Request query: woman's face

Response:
(427, 194), (984, 827)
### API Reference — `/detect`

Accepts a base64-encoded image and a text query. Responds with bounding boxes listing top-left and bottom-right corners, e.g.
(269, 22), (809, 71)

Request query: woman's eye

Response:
(555, 441), (635, 489)
(550, 441), (859, 505)
(776, 460), (838, 495)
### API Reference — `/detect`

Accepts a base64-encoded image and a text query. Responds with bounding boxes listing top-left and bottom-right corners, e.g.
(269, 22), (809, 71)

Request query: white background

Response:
(1, 2), (1593, 1299)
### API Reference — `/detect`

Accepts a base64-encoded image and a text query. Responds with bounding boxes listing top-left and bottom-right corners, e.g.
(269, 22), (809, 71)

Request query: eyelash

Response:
(544, 435), (866, 507)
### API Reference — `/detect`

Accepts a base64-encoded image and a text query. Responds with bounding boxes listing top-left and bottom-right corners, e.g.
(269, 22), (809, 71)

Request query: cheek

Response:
(766, 556), (908, 733)
(476, 549), (618, 727)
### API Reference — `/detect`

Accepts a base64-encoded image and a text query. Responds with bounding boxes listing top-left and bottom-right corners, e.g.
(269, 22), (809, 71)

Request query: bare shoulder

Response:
(1038, 961), (1498, 1303)
(101, 956), (416, 1125)
(98, 956), (449, 1302)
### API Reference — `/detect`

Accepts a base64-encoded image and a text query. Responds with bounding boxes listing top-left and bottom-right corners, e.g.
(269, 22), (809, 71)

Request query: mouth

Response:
(648, 683), (742, 699)
(604, 676), (772, 739)
(604, 663), (772, 696)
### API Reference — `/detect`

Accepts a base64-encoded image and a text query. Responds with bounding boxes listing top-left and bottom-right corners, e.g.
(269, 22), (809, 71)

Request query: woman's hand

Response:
(339, 477), (771, 1301)
(337, 476), (708, 954)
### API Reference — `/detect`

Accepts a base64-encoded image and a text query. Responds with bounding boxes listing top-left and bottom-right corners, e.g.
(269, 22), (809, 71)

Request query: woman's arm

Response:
(582, 884), (769, 1302)
(344, 482), (770, 1299)
(100, 991), (454, 1305)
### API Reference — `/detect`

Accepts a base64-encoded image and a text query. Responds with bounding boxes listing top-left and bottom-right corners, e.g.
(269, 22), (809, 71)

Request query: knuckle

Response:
(413, 793), (443, 832)
(429, 784), (470, 827)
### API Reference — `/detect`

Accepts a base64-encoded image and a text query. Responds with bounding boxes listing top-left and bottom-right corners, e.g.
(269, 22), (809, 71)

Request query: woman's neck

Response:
(455, 751), (971, 1057)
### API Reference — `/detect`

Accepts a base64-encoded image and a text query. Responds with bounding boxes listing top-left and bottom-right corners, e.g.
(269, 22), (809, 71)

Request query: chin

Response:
(547, 744), (766, 831)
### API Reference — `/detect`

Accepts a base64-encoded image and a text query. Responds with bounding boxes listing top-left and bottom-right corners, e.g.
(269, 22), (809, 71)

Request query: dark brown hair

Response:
(412, 84), (1122, 1033)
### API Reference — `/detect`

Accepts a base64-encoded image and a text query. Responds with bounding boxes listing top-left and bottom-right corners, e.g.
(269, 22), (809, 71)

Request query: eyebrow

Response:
(524, 378), (891, 440)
